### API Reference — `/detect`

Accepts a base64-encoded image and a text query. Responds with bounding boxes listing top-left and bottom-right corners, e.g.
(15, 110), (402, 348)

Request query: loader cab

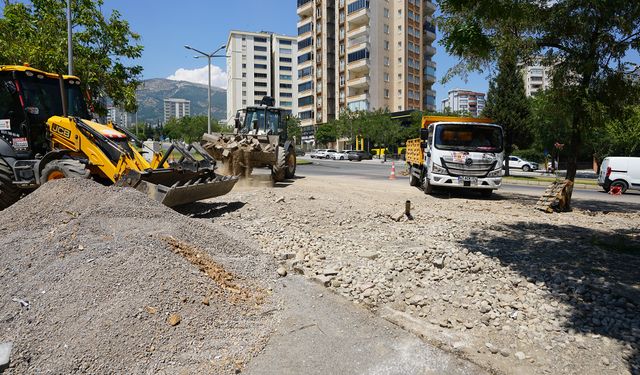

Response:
(235, 99), (288, 140)
(0, 66), (90, 157)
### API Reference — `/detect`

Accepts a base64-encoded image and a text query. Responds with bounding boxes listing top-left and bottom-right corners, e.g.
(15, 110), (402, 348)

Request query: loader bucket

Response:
(116, 169), (238, 207)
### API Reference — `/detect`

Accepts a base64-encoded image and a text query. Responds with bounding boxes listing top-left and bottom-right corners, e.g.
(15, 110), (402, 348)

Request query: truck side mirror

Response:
(420, 128), (428, 140)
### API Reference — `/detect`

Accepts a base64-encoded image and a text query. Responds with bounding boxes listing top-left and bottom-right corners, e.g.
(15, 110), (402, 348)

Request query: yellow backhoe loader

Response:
(0, 65), (237, 209)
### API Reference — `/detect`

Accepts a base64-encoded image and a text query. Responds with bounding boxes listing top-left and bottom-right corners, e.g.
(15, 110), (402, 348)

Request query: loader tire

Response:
(284, 147), (296, 179)
(0, 157), (21, 210)
(272, 146), (295, 182)
(41, 159), (90, 183)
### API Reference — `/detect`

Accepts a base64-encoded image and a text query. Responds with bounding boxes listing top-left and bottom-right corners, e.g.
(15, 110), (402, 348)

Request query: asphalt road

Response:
(296, 157), (640, 209)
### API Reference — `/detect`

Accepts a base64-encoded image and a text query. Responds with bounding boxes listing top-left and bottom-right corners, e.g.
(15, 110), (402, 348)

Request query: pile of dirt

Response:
(0, 179), (277, 374)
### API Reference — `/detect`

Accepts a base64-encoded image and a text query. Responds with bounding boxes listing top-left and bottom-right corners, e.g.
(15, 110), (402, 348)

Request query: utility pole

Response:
(67, 0), (73, 75)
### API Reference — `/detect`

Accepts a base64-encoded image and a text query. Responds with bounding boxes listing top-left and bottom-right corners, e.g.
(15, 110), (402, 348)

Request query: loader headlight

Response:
(432, 163), (447, 174)
(488, 169), (503, 177)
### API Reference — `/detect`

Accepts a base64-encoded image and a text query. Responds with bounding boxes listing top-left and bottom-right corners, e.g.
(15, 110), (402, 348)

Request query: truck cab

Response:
(406, 116), (504, 197)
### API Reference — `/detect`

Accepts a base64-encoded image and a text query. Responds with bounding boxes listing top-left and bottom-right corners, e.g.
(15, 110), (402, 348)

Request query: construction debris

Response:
(202, 133), (276, 177)
(535, 179), (574, 212)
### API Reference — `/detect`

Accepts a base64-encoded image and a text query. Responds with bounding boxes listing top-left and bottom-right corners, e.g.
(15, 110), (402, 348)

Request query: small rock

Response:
(167, 314), (181, 326)
(601, 356), (610, 366)
(277, 267), (287, 277)
(145, 306), (158, 315)
(485, 342), (498, 354)
(464, 321), (475, 329)
(515, 351), (526, 360)
(275, 196), (285, 203)
(359, 251), (379, 260)
(433, 257), (445, 269)
(479, 301), (492, 314)
(500, 348), (510, 357)
(201, 296), (210, 306)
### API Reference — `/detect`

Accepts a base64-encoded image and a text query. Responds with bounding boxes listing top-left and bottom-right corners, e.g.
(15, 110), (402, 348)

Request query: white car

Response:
(310, 149), (327, 158)
(332, 151), (350, 160)
(598, 157), (640, 194)
(504, 156), (539, 172)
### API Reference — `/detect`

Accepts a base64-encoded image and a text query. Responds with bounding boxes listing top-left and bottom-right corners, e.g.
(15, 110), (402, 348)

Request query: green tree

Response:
(314, 121), (337, 146)
(482, 51), (532, 176)
(438, 0), (640, 209)
(591, 104), (640, 159)
(285, 115), (302, 143)
(0, 0), (143, 113)
(163, 115), (227, 143)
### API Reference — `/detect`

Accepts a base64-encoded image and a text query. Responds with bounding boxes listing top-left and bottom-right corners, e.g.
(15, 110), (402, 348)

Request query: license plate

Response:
(458, 176), (478, 184)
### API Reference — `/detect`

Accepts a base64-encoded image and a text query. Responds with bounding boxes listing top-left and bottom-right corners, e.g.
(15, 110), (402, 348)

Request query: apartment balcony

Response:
(424, 30), (436, 42)
(347, 40), (369, 54)
(347, 92), (370, 103)
(425, 89), (436, 97)
(298, 58), (312, 69)
(299, 103), (314, 112)
(425, 73), (436, 83)
(297, 0), (313, 17)
(424, 45), (436, 57)
(347, 58), (370, 73)
(423, 1), (436, 16)
(347, 24), (369, 39)
(347, 75), (370, 88)
(347, 7), (369, 28)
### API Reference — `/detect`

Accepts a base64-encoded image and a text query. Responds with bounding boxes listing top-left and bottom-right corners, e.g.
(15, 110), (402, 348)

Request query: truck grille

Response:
(441, 158), (497, 177)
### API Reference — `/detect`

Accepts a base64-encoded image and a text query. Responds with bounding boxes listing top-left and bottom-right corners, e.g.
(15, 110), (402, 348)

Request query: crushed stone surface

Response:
(0, 179), (278, 374)
(195, 175), (640, 375)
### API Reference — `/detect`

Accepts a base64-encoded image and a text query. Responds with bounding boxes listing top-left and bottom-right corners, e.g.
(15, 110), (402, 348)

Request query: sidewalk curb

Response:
(503, 179), (600, 191)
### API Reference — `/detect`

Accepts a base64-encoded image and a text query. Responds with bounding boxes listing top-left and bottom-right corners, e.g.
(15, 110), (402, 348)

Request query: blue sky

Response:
(102, 0), (486, 107)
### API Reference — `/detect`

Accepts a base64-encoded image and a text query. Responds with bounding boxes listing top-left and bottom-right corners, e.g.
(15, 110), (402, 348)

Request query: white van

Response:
(598, 157), (640, 194)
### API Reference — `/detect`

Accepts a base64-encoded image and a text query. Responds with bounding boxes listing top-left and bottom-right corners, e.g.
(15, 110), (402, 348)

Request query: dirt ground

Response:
(0, 179), (279, 374)
(188, 175), (640, 375)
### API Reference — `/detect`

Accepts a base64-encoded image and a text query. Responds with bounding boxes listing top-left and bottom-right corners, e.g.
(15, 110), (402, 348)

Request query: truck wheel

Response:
(423, 178), (433, 195)
(409, 166), (420, 187)
(41, 159), (90, 182)
(0, 158), (21, 210)
(610, 180), (628, 194)
(285, 147), (296, 179)
(271, 146), (287, 182)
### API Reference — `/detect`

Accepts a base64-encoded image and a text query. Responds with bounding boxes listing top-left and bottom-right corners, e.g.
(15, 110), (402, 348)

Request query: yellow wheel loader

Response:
(0, 65), (237, 210)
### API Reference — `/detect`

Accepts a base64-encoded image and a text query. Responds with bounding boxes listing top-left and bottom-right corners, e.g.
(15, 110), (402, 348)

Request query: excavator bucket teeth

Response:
(116, 169), (238, 207)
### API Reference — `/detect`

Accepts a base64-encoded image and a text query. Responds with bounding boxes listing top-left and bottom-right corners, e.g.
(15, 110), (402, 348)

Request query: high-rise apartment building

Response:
(226, 31), (298, 124)
(163, 98), (190, 123)
(441, 89), (486, 117)
(521, 59), (553, 97)
(296, 0), (437, 131)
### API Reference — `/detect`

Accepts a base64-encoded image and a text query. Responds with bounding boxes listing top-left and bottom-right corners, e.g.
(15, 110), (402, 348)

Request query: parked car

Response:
(310, 149), (328, 158)
(324, 149), (337, 159)
(504, 156), (538, 172)
(347, 150), (373, 161)
(598, 156), (640, 194)
(295, 149), (306, 156)
(332, 151), (350, 160)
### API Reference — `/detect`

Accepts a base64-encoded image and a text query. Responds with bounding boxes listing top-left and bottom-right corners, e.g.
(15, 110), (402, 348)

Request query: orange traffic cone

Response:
(389, 161), (397, 180)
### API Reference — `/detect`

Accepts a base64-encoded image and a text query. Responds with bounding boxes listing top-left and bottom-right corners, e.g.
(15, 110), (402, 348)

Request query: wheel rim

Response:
(287, 153), (296, 172)
(47, 170), (65, 181)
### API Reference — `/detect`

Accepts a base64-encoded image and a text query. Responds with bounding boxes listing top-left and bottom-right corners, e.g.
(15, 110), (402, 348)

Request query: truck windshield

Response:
(18, 75), (90, 123)
(434, 124), (503, 153)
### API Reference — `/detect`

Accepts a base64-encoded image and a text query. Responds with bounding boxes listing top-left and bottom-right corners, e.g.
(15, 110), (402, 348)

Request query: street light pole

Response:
(184, 44), (226, 134)
(67, 0), (73, 75)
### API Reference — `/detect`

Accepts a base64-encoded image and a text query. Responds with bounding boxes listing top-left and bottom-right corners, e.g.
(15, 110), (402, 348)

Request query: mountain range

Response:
(136, 78), (227, 124)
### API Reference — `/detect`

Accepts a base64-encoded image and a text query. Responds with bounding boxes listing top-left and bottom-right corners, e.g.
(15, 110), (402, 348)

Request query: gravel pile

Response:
(0, 179), (277, 374)
(203, 176), (640, 375)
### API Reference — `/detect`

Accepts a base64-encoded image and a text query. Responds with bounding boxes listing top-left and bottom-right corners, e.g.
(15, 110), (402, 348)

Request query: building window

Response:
(254, 37), (267, 43)
(298, 81), (313, 92)
(255, 63), (267, 69)
(298, 52), (313, 64)
(384, 57), (389, 66)
(255, 91), (268, 96)
(347, 0), (369, 13)
(298, 23), (312, 35)
(281, 101), (292, 107)
(281, 92), (293, 98)
(384, 40), (389, 50)
(347, 48), (369, 63)
(280, 48), (292, 55)
(280, 83), (292, 89)
(299, 110), (314, 120)
(242, 63), (246, 68)
(254, 45), (267, 52)
(280, 74), (292, 80)
(384, 89), (389, 98)
(299, 95), (314, 107)
(384, 24), (389, 34)
(242, 91), (247, 96)
(384, 8), (389, 18)
(298, 66), (313, 78)
(299, 37), (313, 49)
(280, 57), (292, 63)
(384, 73), (390, 82)
(254, 73), (267, 78)
(280, 66), (292, 71)
(280, 39), (292, 45)
(255, 82), (268, 87)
